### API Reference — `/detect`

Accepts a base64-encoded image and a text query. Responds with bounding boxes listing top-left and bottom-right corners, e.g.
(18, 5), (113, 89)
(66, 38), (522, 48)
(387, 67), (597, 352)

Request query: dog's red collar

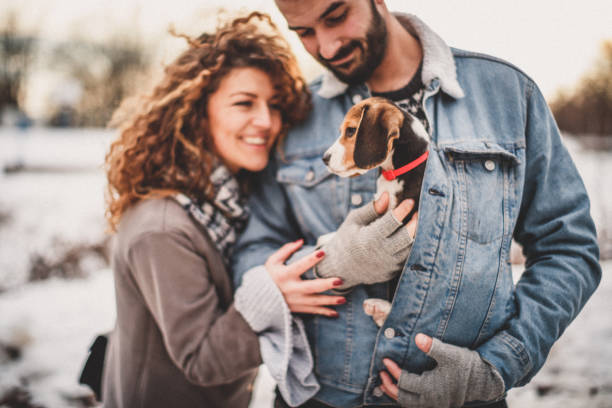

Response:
(381, 151), (429, 181)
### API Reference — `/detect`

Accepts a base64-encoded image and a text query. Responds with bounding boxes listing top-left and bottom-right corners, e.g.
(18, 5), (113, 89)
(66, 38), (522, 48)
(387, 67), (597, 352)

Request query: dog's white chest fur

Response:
(375, 175), (404, 210)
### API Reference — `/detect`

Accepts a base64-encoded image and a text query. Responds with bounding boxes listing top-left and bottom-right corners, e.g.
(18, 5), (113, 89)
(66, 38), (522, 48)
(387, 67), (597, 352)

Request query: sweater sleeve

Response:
(234, 266), (320, 407)
(126, 230), (262, 386)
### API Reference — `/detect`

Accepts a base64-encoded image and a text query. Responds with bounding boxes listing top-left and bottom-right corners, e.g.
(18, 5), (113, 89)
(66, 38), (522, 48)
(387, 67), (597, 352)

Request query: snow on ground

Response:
(0, 272), (115, 407)
(0, 128), (111, 290)
(506, 263), (612, 407)
(0, 128), (611, 407)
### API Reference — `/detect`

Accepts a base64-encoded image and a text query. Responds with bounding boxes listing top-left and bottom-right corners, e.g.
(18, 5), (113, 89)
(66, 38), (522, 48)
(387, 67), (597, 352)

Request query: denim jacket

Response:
(232, 14), (601, 407)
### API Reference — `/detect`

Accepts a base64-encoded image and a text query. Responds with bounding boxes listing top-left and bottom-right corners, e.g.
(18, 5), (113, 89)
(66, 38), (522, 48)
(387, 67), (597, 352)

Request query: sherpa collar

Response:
(317, 13), (465, 100)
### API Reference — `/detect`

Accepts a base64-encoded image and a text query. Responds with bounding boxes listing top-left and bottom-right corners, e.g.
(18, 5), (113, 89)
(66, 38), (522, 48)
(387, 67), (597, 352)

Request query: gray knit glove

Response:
(398, 338), (505, 408)
(315, 202), (413, 290)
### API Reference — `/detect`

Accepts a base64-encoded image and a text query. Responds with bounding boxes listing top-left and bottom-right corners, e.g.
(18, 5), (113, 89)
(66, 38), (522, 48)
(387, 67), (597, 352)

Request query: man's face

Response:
(276, 0), (387, 85)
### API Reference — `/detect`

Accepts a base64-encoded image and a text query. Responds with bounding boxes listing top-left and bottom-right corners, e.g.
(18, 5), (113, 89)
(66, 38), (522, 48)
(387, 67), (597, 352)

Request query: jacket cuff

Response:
(234, 266), (286, 332)
(477, 331), (533, 391)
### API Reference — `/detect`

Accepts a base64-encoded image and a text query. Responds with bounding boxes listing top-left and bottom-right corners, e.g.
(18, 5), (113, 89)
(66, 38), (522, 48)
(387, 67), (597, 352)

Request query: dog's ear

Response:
(353, 104), (391, 168)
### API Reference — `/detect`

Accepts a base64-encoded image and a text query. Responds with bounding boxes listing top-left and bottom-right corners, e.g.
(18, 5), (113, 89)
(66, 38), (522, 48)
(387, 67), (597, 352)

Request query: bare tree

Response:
(0, 11), (36, 114)
(49, 34), (152, 127)
(551, 40), (612, 137)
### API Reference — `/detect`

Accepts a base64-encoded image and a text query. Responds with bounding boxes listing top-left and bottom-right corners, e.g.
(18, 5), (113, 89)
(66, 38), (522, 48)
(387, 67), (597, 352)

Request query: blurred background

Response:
(0, 0), (610, 407)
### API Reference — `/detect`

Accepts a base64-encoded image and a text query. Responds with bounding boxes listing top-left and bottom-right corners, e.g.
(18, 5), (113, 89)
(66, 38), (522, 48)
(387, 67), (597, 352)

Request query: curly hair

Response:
(105, 12), (311, 231)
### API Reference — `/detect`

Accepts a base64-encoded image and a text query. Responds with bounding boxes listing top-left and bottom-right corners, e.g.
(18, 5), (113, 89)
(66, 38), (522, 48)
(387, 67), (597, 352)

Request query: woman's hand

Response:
(265, 239), (345, 317)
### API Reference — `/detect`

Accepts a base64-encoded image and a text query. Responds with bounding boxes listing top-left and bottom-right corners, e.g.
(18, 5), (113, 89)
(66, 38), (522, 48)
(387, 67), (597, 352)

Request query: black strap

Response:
(78, 334), (108, 401)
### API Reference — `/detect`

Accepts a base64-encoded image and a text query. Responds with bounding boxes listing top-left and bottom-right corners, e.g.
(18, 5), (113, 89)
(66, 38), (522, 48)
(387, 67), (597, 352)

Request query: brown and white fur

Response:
(322, 97), (429, 326)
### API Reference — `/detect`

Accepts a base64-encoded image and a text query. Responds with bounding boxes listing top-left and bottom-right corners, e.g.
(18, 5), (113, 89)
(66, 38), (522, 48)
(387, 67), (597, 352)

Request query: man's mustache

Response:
(318, 41), (362, 64)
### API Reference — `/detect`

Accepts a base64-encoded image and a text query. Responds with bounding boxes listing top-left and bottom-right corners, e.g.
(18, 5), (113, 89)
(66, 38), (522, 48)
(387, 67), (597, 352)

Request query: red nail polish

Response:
(316, 250), (325, 258)
(295, 238), (304, 244)
(337, 298), (346, 305)
(333, 279), (344, 286)
(330, 311), (339, 318)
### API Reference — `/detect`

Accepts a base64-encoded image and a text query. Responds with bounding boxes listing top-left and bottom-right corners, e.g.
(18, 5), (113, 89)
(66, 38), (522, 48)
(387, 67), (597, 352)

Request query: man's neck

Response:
(367, 16), (422, 93)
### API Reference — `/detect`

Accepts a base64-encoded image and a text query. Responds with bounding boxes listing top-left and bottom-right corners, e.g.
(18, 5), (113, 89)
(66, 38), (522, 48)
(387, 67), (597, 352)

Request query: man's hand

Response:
(314, 192), (418, 290)
(373, 192), (419, 238)
(379, 333), (505, 408)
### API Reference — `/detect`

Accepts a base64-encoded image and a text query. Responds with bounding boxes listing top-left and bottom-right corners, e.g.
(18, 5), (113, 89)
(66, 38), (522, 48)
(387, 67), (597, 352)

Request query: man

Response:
(232, 1), (601, 407)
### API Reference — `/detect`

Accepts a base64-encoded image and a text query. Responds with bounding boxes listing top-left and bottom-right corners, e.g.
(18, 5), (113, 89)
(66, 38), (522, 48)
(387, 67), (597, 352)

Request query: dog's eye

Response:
(345, 127), (356, 138)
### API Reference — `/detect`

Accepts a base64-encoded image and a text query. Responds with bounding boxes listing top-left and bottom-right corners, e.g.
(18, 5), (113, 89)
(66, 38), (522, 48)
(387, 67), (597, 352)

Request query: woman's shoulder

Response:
(116, 197), (207, 250)
(112, 197), (230, 292)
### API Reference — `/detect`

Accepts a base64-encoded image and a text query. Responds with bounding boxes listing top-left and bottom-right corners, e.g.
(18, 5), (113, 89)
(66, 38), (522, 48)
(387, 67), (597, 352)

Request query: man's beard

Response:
(318, 2), (387, 85)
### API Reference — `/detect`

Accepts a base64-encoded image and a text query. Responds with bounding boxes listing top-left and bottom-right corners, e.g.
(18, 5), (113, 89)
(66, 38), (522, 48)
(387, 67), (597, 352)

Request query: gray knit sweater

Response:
(235, 265), (320, 406)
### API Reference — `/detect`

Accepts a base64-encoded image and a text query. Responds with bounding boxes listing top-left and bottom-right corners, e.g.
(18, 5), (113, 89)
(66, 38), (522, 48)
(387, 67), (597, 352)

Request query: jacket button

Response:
(373, 386), (384, 397)
(351, 194), (363, 206)
(352, 94), (363, 104)
(305, 170), (315, 181)
(384, 327), (396, 339)
(484, 160), (496, 171)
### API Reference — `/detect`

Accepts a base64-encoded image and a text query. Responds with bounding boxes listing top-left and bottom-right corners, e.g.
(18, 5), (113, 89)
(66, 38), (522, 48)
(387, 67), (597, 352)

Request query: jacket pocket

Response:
(442, 141), (520, 244)
(277, 156), (334, 187)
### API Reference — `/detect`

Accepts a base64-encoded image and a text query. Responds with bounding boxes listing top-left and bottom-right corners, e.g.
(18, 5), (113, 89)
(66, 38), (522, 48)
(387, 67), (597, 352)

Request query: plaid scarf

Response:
(174, 165), (249, 262)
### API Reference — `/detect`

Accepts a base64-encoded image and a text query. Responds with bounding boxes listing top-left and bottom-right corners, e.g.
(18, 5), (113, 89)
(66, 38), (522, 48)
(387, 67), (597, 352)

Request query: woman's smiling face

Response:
(207, 67), (282, 173)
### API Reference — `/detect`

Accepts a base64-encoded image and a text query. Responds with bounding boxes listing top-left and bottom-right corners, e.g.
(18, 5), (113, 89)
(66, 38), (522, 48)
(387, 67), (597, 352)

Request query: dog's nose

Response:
(322, 153), (331, 165)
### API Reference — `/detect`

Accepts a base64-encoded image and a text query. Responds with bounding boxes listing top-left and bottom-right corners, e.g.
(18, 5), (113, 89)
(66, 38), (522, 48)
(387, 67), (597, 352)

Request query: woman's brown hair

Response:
(105, 12), (310, 231)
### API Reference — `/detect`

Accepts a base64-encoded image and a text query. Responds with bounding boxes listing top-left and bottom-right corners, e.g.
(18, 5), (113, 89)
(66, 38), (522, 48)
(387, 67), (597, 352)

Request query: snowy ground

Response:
(0, 128), (611, 407)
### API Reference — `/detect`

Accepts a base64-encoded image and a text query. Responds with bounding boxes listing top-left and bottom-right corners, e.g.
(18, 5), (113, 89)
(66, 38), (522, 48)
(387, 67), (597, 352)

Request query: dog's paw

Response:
(363, 298), (392, 327)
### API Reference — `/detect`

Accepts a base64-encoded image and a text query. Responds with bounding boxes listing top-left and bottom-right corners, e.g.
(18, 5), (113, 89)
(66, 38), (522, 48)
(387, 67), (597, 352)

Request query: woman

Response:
(103, 13), (344, 408)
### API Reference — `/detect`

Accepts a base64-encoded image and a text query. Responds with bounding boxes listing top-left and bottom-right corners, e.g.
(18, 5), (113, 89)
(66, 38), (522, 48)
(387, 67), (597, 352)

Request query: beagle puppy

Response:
(323, 97), (429, 214)
(322, 97), (429, 326)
